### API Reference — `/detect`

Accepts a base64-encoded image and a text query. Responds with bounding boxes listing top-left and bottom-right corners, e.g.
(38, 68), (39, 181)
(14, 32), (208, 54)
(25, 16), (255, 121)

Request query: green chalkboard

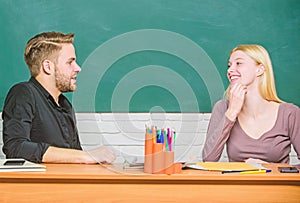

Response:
(1, 0), (299, 112)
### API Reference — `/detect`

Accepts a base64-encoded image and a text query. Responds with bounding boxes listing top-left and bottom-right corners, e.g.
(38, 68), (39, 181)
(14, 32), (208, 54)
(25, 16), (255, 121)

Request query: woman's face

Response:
(227, 50), (261, 87)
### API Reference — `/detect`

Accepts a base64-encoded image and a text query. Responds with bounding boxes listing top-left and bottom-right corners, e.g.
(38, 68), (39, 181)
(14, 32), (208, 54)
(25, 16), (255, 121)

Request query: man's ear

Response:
(41, 60), (53, 75)
(256, 65), (265, 76)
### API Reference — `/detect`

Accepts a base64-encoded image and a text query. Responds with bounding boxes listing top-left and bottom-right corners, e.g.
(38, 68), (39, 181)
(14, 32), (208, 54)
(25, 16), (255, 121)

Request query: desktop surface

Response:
(0, 163), (299, 202)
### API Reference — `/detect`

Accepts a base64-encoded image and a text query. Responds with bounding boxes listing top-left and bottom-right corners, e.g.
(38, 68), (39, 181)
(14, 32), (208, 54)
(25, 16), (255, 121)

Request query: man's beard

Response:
(55, 67), (75, 93)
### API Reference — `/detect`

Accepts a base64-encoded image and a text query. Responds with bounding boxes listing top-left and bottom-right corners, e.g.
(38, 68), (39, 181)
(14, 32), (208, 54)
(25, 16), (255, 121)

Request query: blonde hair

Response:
(24, 31), (74, 77)
(226, 44), (283, 103)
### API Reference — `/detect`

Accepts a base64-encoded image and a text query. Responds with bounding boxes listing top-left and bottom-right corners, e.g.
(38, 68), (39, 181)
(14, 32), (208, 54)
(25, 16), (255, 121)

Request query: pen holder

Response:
(152, 143), (164, 174)
(143, 128), (182, 174)
(144, 143), (182, 174)
(164, 151), (174, 175)
(144, 132), (153, 173)
(172, 162), (183, 174)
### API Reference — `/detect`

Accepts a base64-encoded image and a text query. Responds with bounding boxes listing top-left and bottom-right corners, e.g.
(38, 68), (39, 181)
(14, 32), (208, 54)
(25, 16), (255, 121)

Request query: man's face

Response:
(54, 43), (81, 92)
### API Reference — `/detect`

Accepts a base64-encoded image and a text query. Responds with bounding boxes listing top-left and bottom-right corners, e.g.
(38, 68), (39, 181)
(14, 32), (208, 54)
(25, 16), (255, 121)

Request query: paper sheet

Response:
(185, 162), (265, 171)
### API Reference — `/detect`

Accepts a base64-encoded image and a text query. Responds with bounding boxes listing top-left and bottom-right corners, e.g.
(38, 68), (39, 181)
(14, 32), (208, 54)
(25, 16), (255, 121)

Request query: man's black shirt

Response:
(2, 77), (82, 163)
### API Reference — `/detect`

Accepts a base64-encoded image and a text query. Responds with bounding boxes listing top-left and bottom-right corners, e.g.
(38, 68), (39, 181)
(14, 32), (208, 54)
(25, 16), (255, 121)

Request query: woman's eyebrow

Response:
(233, 57), (244, 61)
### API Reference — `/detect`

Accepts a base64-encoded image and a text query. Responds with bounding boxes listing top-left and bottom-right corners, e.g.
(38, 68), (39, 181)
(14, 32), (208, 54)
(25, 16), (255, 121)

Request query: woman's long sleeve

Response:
(202, 100), (236, 161)
(288, 104), (300, 162)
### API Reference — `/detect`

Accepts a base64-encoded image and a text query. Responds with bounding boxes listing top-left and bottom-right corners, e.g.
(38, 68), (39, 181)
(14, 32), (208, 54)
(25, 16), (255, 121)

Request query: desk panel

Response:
(0, 163), (299, 203)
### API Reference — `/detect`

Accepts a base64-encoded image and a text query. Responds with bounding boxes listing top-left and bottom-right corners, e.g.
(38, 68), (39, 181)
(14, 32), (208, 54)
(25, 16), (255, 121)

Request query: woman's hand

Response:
(225, 83), (247, 121)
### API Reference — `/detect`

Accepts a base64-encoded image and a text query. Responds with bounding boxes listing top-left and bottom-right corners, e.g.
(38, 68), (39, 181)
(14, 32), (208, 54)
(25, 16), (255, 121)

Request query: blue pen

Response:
(156, 129), (161, 143)
(160, 129), (164, 144)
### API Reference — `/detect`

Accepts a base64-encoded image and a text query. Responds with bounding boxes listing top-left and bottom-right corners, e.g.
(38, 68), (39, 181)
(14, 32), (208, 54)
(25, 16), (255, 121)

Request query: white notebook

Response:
(0, 158), (46, 172)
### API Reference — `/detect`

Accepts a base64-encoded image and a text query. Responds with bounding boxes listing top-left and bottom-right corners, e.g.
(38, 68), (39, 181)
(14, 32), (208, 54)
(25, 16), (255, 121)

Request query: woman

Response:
(202, 44), (300, 164)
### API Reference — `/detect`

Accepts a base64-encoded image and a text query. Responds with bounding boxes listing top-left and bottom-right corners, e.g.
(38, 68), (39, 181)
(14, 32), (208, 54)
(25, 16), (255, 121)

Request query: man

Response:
(2, 31), (115, 163)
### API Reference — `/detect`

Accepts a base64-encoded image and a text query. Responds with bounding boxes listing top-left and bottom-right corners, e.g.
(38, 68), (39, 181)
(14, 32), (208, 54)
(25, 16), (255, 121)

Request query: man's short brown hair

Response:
(24, 31), (74, 77)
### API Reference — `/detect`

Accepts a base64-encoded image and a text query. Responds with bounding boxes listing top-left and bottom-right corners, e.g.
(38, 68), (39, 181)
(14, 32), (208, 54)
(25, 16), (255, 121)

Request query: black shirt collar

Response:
(29, 77), (69, 110)
(30, 77), (51, 98)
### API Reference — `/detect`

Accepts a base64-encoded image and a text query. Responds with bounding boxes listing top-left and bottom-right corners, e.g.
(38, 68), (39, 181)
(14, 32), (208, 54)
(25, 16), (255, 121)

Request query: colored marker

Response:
(240, 169), (272, 174)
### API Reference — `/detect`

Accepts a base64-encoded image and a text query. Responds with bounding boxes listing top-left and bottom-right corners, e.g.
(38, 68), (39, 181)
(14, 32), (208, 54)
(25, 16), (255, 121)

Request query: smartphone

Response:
(278, 166), (299, 173)
(3, 160), (25, 166)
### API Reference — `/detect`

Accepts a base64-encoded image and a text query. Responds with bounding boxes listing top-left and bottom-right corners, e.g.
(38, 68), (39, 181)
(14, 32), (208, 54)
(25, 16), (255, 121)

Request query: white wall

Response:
(0, 112), (298, 164)
(76, 112), (222, 163)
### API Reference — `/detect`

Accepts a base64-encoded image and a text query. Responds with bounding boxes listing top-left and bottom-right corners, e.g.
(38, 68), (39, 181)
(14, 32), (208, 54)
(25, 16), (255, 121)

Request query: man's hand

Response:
(86, 146), (116, 164)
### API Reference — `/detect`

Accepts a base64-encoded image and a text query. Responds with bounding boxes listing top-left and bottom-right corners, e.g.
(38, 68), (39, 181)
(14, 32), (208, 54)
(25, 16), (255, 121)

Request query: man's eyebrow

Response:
(67, 57), (76, 61)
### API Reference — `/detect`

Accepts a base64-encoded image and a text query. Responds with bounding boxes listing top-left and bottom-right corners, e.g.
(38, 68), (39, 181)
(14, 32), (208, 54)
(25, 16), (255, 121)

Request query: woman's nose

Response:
(227, 64), (236, 73)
